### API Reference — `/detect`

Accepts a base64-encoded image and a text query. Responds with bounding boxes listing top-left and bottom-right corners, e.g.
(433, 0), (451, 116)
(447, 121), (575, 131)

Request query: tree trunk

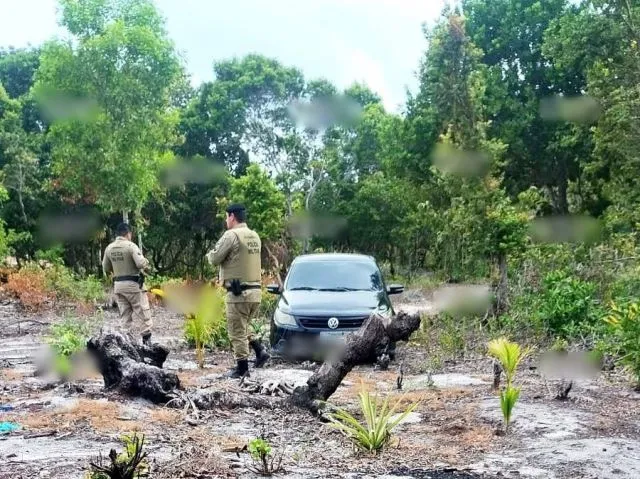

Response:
(264, 243), (283, 286)
(86, 332), (179, 404)
(289, 311), (421, 413)
(122, 210), (129, 224)
(86, 312), (421, 413)
(97, 243), (103, 278)
(494, 253), (509, 316)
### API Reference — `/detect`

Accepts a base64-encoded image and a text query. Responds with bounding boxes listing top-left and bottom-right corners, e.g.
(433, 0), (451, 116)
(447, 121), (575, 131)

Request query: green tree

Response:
(463, 0), (587, 213)
(346, 172), (420, 273)
(0, 47), (41, 99)
(543, 0), (640, 233)
(218, 163), (286, 243)
(33, 0), (184, 226)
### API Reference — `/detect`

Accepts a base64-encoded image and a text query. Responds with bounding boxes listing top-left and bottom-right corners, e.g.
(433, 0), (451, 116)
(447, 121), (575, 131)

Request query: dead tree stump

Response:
(86, 332), (180, 404)
(290, 311), (421, 412)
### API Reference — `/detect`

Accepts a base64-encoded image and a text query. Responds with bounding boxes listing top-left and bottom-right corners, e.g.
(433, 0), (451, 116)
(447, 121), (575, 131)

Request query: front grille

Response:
(295, 315), (370, 330)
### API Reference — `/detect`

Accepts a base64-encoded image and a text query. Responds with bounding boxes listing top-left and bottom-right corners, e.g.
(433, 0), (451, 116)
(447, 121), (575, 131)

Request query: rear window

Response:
(285, 260), (384, 291)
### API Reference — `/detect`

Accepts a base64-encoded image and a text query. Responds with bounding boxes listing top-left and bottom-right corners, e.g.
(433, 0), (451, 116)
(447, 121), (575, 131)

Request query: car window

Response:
(285, 261), (384, 291)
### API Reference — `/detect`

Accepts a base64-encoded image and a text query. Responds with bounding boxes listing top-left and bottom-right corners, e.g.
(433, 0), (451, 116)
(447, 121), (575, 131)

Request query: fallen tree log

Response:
(86, 332), (179, 403)
(86, 311), (421, 413)
(289, 311), (421, 413)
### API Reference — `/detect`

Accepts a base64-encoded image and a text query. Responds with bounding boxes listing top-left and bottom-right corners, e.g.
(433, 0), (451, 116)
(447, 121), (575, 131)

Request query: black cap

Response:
(226, 203), (246, 214)
(116, 222), (131, 236)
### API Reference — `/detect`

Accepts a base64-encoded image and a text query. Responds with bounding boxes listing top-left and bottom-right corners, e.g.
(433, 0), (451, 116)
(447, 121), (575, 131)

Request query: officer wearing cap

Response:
(206, 203), (270, 378)
(102, 223), (153, 344)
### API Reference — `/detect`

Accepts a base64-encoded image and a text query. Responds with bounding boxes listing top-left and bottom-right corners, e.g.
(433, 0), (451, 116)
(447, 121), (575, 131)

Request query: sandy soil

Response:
(1, 289), (639, 479)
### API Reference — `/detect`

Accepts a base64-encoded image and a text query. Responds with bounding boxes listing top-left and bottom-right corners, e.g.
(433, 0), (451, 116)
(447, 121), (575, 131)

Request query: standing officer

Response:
(207, 203), (270, 378)
(102, 223), (153, 344)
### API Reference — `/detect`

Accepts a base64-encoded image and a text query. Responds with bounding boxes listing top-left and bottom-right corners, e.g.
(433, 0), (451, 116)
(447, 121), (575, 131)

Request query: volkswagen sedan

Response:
(265, 253), (404, 360)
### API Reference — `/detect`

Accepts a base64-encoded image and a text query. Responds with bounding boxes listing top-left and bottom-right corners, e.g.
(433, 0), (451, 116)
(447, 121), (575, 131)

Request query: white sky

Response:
(1, 0), (446, 113)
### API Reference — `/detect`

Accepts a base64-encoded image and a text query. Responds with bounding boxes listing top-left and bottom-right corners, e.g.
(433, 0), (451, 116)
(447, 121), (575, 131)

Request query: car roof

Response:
(291, 253), (375, 263)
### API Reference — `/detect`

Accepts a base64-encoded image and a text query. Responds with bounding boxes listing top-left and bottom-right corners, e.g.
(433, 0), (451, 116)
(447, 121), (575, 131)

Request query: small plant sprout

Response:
(487, 337), (531, 434)
(87, 433), (149, 479)
(247, 435), (284, 476)
(325, 383), (421, 453)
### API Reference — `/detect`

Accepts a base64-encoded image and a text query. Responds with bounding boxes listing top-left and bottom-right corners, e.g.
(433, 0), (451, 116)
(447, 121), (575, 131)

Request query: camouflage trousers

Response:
(226, 301), (260, 360)
(115, 290), (153, 337)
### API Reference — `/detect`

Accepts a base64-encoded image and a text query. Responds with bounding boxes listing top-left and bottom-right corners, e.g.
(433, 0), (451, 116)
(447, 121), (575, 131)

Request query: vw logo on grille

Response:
(327, 317), (340, 329)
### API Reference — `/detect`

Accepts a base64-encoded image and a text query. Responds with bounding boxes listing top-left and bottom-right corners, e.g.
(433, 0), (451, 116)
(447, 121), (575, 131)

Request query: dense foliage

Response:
(1, 0), (640, 361)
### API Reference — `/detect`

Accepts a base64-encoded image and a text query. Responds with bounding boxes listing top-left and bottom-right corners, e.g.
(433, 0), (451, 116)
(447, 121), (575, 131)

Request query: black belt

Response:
(114, 275), (140, 282)
(225, 284), (261, 292)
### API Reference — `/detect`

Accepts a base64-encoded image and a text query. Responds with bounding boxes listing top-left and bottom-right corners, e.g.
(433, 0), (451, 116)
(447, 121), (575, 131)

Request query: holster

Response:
(229, 279), (243, 297)
(138, 272), (145, 290)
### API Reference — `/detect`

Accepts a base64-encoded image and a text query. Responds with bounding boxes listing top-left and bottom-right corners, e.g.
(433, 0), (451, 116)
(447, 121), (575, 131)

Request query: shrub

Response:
(5, 265), (53, 311)
(5, 263), (105, 310)
(607, 266), (640, 304)
(259, 288), (278, 321)
(603, 301), (640, 388)
(44, 264), (105, 304)
(45, 316), (92, 380)
(536, 270), (601, 339)
(325, 385), (421, 453)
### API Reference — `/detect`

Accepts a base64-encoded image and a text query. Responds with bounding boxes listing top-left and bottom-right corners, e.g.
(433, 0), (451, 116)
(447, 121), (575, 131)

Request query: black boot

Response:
(222, 359), (250, 379)
(142, 332), (151, 345)
(250, 339), (271, 368)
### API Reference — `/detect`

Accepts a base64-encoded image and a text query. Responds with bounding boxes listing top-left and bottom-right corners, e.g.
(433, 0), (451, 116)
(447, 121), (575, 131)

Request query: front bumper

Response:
(269, 323), (358, 360)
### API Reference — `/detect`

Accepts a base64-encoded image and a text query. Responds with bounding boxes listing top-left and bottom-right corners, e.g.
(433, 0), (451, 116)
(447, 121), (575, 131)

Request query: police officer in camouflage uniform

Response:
(102, 223), (153, 344)
(207, 203), (270, 378)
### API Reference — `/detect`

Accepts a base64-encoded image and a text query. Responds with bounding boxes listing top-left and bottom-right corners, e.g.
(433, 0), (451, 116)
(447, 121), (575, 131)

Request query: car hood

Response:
(280, 290), (390, 316)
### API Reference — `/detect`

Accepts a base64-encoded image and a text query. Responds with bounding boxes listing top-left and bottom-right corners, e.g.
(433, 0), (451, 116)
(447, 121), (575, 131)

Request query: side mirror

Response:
(387, 284), (404, 295)
(266, 284), (281, 294)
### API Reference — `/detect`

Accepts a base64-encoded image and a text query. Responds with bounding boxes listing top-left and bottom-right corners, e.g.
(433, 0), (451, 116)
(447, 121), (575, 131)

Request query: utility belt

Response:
(225, 279), (261, 296)
(114, 273), (144, 289)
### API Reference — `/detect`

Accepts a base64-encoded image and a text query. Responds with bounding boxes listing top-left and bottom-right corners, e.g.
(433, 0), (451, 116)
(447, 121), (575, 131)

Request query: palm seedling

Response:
(325, 384), (421, 453)
(185, 284), (225, 368)
(151, 283), (226, 368)
(487, 337), (531, 434)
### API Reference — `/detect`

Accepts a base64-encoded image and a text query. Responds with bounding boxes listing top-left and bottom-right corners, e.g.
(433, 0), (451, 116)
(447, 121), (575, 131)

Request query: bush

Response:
(259, 288), (278, 321)
(607, 266), (640, 304)
(45, 315), (92, 379)
(145, 274), (184, 289)
(5, 263), (106, 310)
(536, 270), (602, 339)
(5, 265), (53, 311)
(603, 301), (640, 388)
(44, 265), (105, 304)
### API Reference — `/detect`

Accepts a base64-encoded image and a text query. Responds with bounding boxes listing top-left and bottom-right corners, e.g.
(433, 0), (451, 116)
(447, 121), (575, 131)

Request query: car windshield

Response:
(285, 260), (384, 292)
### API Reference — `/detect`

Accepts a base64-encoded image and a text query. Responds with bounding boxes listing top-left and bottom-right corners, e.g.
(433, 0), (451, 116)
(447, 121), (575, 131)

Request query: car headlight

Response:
(274, 308), (297, 327)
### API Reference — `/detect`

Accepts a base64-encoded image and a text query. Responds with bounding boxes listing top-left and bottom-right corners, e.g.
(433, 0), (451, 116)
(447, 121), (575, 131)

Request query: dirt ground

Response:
(1, 287), (640, 479)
